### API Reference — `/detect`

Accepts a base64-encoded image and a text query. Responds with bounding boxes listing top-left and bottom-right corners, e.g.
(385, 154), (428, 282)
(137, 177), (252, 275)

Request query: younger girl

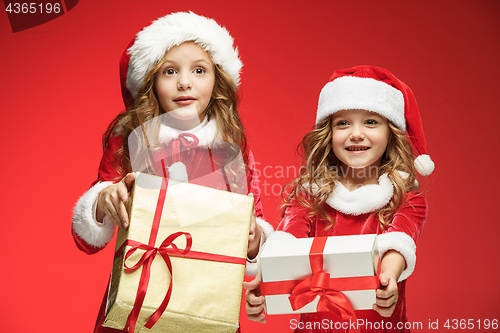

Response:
(244, 65), (434, 332)
(72, 12), (273, 332)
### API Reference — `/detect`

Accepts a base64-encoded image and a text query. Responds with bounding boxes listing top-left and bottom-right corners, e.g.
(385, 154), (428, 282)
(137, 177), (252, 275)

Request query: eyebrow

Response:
(162, 59), (212, 66)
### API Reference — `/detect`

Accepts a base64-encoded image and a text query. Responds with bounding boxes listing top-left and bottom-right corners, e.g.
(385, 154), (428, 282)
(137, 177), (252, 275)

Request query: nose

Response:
(177, 72), (192, 90)
(349, 124), (365, 141)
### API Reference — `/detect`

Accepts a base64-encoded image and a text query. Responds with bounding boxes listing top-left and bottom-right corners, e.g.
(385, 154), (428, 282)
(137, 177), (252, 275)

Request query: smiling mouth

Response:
(346, 147), (370, 151)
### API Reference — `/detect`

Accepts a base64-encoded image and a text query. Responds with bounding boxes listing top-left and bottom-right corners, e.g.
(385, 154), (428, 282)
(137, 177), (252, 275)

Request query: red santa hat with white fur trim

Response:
(316, 65), (434, 176)
(119, 11), (242, 108)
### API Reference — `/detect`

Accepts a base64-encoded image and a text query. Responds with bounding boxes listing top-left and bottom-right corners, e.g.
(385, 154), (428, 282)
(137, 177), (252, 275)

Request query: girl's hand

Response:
(96, 173), (136, 230)
(373, 249), (405, 317)
(242, 273), (267, 323)
(247, 208), (261, 259)
(373, 272), (398, 317)
(246, 193), (261, 259)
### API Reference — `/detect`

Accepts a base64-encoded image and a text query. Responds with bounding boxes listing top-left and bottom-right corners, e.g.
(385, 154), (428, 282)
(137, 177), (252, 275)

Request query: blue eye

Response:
(365, 119), (378, 125)
(336, 120), (349, 126)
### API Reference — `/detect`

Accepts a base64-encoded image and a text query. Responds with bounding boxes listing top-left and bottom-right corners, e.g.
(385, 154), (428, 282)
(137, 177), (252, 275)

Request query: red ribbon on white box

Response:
(260, 237), (380, 332)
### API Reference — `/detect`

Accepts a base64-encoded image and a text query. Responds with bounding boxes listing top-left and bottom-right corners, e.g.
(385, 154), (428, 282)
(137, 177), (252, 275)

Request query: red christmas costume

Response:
(71, 12), (274, 332)
(71, 118), (273, 332)
(275, 173), (427, 332)
(271, 65), (432, 332)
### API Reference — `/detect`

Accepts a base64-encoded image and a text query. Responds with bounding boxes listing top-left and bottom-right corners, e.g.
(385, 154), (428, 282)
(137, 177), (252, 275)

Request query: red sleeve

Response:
(93, 135), (126, 185)
(378, 191), (428, 280)
(72, 135), (126, 254)
(245, 149), (265, 220)
(276, 196), (313, 238)
(384, 191), (428, 243)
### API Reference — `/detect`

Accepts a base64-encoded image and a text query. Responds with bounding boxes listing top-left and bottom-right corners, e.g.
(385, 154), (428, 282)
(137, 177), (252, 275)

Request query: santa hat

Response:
(316, 65), (434, 176)
(119, 12), (242, 107)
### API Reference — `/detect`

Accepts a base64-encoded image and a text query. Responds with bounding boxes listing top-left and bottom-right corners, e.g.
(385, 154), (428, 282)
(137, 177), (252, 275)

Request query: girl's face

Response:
(155, 42), (215, 126)
(331, 109), (390, 170)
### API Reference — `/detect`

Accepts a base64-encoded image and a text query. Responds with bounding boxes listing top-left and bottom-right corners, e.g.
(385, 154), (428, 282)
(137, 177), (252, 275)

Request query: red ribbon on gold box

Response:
(103, 172), (253, 333)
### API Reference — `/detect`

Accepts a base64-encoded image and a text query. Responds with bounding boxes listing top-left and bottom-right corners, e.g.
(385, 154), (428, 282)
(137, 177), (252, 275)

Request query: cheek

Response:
(155, 75), (178, 96)
(202, 79), (215, 99)
(374, 131), (390, 153)
(381, 129), (390, 147)
(331, 133), (345, 150)
(202, 87), (213, 100)
(155, 83), (170, 100)
(154, 82), (175, 112)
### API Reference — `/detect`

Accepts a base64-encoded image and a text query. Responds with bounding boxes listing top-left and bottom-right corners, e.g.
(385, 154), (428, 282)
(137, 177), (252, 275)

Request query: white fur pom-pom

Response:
(169, 162), (188, 182)
(414, 154), (435, 176)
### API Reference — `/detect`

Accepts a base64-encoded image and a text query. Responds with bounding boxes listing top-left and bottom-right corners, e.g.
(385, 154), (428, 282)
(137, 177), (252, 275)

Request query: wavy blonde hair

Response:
(283, 115), (417, 231)
(102, 50), (247, 180)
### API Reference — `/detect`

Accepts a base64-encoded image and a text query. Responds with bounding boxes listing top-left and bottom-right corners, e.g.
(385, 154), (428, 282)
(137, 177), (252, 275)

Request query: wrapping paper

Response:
(103, 172), (253, 333)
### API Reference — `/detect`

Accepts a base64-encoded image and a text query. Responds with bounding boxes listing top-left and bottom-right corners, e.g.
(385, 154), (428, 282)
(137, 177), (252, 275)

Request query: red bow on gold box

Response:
(103, 172), (253, 333)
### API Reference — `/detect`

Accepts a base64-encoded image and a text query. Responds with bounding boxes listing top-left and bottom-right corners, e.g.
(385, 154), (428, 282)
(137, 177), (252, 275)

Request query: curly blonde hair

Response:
(102, 51), (247, 180)
(283, 115), (417, 231)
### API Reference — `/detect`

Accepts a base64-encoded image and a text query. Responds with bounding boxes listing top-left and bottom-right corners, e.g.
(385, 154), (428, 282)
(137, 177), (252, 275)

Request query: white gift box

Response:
(259, 234), (380, 315)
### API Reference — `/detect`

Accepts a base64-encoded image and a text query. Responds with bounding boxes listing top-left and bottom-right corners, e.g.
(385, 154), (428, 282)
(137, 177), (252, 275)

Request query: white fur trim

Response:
(316, 76), (405, 131)
(265, 230), (297, 241)
(414, 154), (434, 176)
(158, 117), (220, 147)
(245, 217), (275, 276)
(72, 181), (116, 248)
(326, 174), (394, 215)
(245, 262), (259, 277)
(256, 217), (275, 241)
(127, 12), (242, 97)
(155, 118), (223, 182)
(377, 232), (416, 281)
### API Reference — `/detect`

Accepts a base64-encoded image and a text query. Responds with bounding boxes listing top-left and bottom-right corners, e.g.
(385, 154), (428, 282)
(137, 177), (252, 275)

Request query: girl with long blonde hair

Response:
(245, 65), (434, 332)
(71, 12), (273, 333)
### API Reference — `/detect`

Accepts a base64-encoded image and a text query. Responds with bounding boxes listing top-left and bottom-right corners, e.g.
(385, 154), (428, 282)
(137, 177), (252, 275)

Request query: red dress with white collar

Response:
(276, 175), (427, 333)
(71, 118), (273, 332)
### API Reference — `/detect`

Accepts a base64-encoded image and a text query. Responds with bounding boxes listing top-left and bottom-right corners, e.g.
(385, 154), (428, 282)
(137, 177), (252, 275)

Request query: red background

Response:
(1, 0), (499, 331)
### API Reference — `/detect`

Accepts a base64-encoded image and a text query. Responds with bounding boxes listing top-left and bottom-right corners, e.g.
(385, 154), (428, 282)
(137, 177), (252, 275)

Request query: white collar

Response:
(326, 173), (394, 215)
(158, 117), (220, 147)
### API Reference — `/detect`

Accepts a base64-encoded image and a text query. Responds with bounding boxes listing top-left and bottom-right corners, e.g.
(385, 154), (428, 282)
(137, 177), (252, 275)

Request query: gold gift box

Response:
(103, 172), (253, 333)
